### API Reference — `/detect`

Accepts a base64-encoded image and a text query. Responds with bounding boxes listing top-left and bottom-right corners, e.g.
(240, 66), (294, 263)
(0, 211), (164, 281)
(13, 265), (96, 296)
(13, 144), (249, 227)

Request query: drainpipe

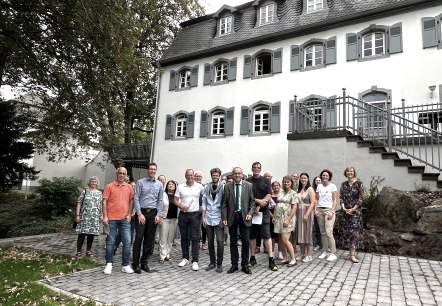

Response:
(150, 69), (162, 162)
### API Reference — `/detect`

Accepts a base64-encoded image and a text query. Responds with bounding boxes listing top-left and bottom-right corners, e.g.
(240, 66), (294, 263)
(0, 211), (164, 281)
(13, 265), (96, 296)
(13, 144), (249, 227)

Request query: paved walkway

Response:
(1, 233), (441, 306)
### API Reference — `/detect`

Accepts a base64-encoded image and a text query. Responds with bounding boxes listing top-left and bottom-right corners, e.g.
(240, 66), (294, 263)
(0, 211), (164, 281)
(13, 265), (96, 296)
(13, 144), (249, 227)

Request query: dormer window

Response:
(307, 0), (323, 12)
(220, 16), (233, 35)
(259, 4), (274, 25)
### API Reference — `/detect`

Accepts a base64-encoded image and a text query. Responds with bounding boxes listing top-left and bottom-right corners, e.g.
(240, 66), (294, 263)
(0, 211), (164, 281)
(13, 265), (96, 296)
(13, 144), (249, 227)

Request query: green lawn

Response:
(0, 245), (101, 305)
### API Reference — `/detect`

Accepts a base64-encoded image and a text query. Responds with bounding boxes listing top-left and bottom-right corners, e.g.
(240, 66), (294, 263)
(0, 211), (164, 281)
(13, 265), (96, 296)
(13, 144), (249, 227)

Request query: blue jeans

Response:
(106, 220), (131, 266)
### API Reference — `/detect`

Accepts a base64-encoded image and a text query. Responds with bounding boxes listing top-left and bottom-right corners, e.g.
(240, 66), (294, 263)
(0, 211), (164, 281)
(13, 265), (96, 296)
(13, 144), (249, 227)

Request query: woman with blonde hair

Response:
(273, 175), (298, 267)
(338, 167), (364, 263)
(75, 176), (102, 258)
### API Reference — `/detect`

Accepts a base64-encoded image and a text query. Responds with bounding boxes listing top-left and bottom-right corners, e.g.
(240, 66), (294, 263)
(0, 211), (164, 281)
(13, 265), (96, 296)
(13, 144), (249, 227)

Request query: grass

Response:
(0, 245), (101, 305)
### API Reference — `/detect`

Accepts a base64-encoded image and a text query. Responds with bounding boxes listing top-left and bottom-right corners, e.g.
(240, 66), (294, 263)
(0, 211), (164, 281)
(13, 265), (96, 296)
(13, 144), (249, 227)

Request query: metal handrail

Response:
(293, 89), (442, 171)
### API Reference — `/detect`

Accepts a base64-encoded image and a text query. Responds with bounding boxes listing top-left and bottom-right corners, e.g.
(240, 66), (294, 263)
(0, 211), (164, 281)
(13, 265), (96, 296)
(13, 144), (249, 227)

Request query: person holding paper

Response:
(246, 162), (277, 272)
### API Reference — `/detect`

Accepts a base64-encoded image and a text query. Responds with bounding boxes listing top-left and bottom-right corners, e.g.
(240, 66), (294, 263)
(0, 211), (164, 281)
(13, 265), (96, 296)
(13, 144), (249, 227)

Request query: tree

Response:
(0, 0), (204, 162)
(0, 101), (39, 192)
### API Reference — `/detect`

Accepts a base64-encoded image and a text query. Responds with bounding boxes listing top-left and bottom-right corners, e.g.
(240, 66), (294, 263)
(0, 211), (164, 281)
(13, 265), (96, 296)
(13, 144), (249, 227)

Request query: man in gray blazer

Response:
(222, 167), (256, 274)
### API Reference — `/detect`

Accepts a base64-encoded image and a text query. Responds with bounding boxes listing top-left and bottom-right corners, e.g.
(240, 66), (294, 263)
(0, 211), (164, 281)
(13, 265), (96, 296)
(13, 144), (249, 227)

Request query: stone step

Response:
(394, 159), (412, 167)
(346, 135), (363, 142)
(438, 180), (442, 188)
(422, 173), (440, 181)
(357, 140), (374, 147)
(382, 152), (399, 159)
(408, 166), (425, 174)
(369, 146), (387, 153)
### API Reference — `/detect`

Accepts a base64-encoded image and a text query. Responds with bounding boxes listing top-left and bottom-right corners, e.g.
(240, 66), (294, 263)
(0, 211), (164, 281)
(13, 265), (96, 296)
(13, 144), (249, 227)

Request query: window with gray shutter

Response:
(228, 58), (237, 81)
(273, 48), (283, 73)
(346, 33), (359, 61)
(165, 115), (172, 139)
(290, 45), (301, 70)
(243, 55), (252, 78)
(240, 106), (249, 135)
(325, 36), (337, 64)
(190, 66), (198, 87)
(203, 64), (211, 85)
(422, 17), (438, 48)
(289, 100), (295, 132)
(389, 23), (403, 54)
(200, 111), (208, 137)
(270, 102), (281, 133)
(169, 70), (176, 91)
(187, 111), (195, 138)
(225, 107), (234, 136)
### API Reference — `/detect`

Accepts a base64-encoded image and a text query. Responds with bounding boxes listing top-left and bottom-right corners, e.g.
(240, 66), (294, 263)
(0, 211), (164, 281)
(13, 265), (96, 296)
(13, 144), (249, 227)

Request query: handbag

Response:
(73, 189), (87, 229)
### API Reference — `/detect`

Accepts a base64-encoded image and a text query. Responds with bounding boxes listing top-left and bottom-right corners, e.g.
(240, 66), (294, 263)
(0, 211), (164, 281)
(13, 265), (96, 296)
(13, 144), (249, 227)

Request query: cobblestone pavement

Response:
(1, 233), (441, 306)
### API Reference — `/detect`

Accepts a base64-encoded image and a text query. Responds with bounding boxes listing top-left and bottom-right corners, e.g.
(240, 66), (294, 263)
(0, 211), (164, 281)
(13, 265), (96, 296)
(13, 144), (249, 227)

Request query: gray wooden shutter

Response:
(228, 58), (237, 81)
(200, 110), (208, 137)
(290, 45), (300, 71)
(187, 111), (195, 138)
(325, 36), (337, 64)
(270, 102), (280, 133)
(225, 107), (234, 136)
(240, 106), (249, 135)
(169, 70), (176, 91)
(190, 65), (198, 87)
(422, 17), (438, 48)
(243, 55), (252, 78)
(165, 115), (172, 139)
(346, 33), (358, 61)
(389, 23), (403, 54)
(273, 48), (282, 73)
(203, 64), (211, 85)
(289, 100), (294, 132)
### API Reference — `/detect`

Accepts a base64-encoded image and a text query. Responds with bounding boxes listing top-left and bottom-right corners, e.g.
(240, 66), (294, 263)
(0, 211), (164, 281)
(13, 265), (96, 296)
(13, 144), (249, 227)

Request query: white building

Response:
(152, 0), (442, 189)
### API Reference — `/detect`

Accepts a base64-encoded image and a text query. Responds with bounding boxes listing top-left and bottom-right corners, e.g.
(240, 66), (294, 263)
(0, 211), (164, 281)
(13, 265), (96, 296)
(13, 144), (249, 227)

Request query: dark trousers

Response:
(229, 212), (251, 268)
(314, 214), (323, 248)
(76, 234), (94, 252)
(206, 224), (224, 266)
(178, 212), (200, 262)
(132, 208), (157, 266)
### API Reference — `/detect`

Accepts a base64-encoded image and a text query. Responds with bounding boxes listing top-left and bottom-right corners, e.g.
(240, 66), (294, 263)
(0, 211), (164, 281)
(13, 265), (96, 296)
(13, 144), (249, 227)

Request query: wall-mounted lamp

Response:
(429, 85), (436, 98)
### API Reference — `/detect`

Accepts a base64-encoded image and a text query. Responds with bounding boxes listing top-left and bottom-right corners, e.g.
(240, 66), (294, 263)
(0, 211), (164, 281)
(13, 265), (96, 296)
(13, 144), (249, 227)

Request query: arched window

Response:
(304, 44), (323, 67)
(211, 111), (225, 135)
(215, 62), (228, 82)
(256, 53), (272, 76)
(362, 92), (388, 128)
(179, 69), (191, 88)
(253, 106), (270, 133)
(362, 32), (385, 58)
(176, 114), (187, 137)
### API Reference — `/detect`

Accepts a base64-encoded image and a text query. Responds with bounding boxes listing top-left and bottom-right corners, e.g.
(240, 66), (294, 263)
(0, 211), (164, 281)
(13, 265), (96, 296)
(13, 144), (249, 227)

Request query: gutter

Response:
(150, 70), (161, 163)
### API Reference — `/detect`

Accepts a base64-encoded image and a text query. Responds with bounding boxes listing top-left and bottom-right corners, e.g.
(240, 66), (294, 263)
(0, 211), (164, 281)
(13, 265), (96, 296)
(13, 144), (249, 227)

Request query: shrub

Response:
(363, 176), (385, 209)
(36, 177), (83, 217)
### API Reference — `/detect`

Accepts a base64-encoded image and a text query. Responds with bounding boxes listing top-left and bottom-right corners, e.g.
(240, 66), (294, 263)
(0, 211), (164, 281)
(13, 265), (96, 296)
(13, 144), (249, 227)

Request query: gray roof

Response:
(159, 0), (439, 66)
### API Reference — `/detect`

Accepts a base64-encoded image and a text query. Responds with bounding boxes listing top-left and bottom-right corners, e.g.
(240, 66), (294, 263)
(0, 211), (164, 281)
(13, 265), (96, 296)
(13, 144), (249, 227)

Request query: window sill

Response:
(301, 64), (325, 72)
(359, 53), (389, 62)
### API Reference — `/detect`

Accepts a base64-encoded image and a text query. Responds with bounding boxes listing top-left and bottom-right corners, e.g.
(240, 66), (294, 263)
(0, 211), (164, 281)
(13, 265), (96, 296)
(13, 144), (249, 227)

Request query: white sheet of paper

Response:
(252, 212), (263, 225)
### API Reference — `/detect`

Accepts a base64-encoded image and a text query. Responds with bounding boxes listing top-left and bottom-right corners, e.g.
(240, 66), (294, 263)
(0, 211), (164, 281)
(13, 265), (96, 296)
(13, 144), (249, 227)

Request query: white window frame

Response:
(256, 53), (272, 76)
(362, 32), (385, 58)
(176, 114), (187, 137)
(253, 106), (270, 133)
(215, 62), (228, 82)
(219, 16), (232, 35)
(259, 4), (274, 25)
(307, 0), (323, 12)
(304, 44), (323, 67)
(211, 111), (225, 135)
(179, 70), (191, 88)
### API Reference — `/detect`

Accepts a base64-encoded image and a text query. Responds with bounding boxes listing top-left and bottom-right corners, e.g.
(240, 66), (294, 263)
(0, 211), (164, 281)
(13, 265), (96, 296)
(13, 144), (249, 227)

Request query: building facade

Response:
(152, 0), (442, 188)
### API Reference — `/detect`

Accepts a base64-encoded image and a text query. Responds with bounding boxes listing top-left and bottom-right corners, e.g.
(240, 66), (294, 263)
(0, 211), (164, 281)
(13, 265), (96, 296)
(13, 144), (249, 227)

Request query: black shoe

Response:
(216, 266), (223, 273)
(227, 266), (238, 274)
(269, 260), (279, 271)
(140, 264), (150, 272)
(248, 257), (257, 268)
(241, 266), (252, 274)
(133, 266), (141, 274)
(205, 263), (215, 271)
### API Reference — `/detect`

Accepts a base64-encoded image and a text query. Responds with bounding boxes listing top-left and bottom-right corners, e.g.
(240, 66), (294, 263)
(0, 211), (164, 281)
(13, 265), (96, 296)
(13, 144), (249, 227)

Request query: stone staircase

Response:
(346, 135), (442, 189)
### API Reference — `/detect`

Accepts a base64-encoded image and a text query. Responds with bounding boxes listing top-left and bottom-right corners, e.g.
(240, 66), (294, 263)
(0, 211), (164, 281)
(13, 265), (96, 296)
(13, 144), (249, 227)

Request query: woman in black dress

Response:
(338, 167), (364, 263)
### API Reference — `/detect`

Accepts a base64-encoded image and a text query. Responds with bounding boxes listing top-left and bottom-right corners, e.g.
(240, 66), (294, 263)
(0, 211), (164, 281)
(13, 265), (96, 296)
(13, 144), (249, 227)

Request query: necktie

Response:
(235, 183), (241, 211)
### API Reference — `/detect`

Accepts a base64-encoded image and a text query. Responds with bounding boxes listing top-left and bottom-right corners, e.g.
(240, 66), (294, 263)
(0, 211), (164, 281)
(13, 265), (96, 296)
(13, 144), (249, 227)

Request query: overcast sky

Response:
(202, 0), (250, 14)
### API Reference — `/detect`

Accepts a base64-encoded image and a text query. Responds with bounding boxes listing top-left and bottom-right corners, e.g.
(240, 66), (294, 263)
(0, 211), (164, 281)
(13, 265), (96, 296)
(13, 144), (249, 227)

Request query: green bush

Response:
(36, 177), (83, 217)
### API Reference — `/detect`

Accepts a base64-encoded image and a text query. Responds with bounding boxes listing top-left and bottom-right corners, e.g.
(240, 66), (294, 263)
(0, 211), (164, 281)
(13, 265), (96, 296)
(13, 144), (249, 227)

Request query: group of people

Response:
(73, 161), (364, 275)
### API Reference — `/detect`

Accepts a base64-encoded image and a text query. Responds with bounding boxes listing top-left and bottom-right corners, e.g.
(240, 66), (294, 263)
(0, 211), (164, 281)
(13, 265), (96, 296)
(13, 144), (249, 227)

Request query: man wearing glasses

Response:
(102, 167), (134, 274)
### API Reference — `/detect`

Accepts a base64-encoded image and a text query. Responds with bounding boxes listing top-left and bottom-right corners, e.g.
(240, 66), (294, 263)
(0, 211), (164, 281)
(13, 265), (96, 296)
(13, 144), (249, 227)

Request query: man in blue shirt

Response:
(132, 162), (164, 274)
(202, 168), (224, 273)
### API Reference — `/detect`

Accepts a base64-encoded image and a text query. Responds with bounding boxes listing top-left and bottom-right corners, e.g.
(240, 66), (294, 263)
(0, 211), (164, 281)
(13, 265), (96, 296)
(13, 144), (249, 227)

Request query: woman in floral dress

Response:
(75, 176), (102, 258)
(338, 167), (364, 263)
(273, 175), (298, 267)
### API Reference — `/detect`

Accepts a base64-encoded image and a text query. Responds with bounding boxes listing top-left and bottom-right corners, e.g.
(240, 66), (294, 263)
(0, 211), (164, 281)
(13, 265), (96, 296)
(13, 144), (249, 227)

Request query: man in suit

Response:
(222, 167), (256, 274)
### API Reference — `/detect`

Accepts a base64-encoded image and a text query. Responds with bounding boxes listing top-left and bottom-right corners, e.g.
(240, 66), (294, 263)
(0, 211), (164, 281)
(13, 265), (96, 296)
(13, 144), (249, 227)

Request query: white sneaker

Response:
(122, 265), (134, 273)
(326, 254), (337, 261)
(103, 263), (112, 274)
(178, 258), (189, 267)
(192, 262), (199, 271)
(313, 245), (322, 252)
(302, 255), (313, 263)
(318, 252), (328, 259)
